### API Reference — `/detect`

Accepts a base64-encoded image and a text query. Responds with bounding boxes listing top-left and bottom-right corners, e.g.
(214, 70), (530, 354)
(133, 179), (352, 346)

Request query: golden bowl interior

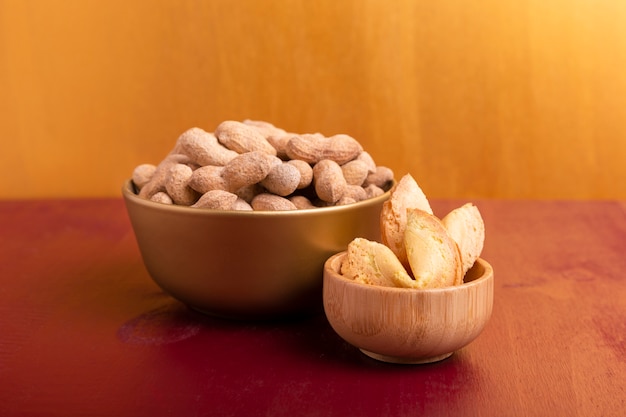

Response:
(122, 179), (393, 319)
(323, 252), (494, 364)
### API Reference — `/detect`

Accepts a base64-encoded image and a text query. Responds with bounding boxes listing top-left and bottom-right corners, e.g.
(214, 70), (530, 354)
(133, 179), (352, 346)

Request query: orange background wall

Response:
(1, 0), (625, 200)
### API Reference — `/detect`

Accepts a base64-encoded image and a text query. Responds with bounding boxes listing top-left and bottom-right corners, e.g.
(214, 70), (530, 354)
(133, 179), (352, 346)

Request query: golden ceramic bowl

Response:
(323, 252), (494, 364)
(122, 180), (392, 319)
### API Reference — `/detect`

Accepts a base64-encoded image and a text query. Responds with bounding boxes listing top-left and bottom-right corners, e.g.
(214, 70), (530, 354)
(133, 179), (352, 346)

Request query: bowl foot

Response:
(360, 349), (454, 364)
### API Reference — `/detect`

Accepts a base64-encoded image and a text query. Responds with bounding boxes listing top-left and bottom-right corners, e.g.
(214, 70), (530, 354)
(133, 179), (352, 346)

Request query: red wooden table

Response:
(1, 198), (624, 416)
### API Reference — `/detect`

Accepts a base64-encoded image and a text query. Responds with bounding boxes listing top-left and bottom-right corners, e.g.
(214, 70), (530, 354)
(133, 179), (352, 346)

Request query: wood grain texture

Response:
(323, 254), (494, 364)
(1, 0), (625, 199)
(1, 198), (625, 416)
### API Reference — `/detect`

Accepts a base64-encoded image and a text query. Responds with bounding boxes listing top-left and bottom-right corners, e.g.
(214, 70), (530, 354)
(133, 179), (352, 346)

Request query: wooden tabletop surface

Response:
(1, 198), (624, 417)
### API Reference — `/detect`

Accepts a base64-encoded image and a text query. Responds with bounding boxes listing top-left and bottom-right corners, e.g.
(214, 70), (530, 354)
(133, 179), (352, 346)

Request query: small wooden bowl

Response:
(323, 252), (494, 364)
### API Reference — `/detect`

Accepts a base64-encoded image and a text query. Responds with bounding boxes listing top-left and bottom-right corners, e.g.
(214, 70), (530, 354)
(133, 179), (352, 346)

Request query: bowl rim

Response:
(122, 178), (394, 218)
(324, 252), (493, 294)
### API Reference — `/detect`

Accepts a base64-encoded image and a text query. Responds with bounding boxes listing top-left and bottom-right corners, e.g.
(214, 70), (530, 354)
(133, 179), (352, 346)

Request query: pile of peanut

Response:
(132, 120), (394, 211)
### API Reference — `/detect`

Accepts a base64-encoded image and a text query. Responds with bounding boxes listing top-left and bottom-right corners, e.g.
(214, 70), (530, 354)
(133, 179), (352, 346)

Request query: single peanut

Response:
(312, 159), (347, 203)
(286, 133), (363, 165)
(341, 160), (370, 186)
(242, 119), (287, 139)
(132, 163), (156, 190)
(215, 120), (277, 156)
(176, 127), (238, 166)
(188, 165), (227, 194)
(232, 198), (254, 211)
(150, 192), (173, 205)
(289, 195), (316, 210)
(342, 184), (368, 202)
(260, 162), (301, 196)
(221, 151), (276, 192)
(251, 193), (298, 211)
(191, 190), (239, 210)
(165, 164), (199, 206)
(286, 159), (313, 189)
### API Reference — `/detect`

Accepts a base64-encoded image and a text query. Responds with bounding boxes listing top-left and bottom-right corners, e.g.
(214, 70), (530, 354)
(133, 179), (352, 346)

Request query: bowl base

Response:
(360, 349), (454, 365)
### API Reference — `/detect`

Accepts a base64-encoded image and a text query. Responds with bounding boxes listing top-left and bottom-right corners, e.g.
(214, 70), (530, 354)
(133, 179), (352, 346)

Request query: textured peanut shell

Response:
(336, 196), (357, 206)
(165, 164), (199, 206)
(285, 134), (363, 165)
(231, 198), (253, 211)
(242, 119), (287, 139)
(215, 120), (277, 156)
(342, 184), (367, 202)
(355, 151), (377, 174)
(222, 151), (274, 192)
(286, 159), (313, 189)
(312, 159), (347, 203)
(251, 193), (298, 211)
(341, 160), (370, 186)
(235, 183), (264, 203)
(176, 127), (238, 166)
(260, 163), (301, 196)
(150, 192), (173, 205)
(364, 184), (385, 199)
(188, 165), (227, 194)
(364, 165), (395, 189)
(266, 134), (294, 160)
(191, 190), (239, 210)
(289, 195), (316, 210)
(138, 154), (191, 199)
(132, 164), (157, 190)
